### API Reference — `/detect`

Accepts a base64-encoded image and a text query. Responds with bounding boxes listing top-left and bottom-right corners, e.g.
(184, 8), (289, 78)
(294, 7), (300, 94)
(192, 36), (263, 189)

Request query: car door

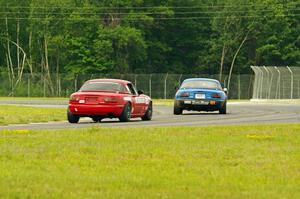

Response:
(129, 83), (147, 115)
(126, 83), (141, 115)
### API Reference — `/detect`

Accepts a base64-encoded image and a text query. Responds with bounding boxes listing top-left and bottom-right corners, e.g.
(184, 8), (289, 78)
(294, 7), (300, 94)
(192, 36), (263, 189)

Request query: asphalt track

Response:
(0, 100), (299, 130)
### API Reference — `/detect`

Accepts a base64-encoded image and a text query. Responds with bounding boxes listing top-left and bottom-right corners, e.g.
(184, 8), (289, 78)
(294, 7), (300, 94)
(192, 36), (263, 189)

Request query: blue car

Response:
(174, 78), (227, 115)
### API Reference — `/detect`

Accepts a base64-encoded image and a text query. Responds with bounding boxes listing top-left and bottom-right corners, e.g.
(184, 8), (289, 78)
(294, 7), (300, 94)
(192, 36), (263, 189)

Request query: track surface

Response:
(0, 100), (299, 130)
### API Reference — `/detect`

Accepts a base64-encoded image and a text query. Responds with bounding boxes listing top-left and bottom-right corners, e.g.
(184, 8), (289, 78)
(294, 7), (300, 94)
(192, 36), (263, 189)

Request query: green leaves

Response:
(0, 0), (299, 77)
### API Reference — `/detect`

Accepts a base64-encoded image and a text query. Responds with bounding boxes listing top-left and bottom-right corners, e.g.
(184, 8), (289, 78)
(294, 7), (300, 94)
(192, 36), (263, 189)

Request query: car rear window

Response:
(181, 80), (221, 90)
(80, 82), (126, 92)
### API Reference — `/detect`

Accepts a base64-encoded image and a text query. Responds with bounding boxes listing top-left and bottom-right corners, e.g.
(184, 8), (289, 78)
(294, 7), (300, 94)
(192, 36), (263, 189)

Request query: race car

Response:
(174, 78), (227, 115)
(67, 79), (152, 123)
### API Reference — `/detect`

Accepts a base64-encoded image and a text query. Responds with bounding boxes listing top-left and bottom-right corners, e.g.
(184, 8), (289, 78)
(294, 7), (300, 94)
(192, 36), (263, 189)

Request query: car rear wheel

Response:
(67, 111), (80, 123)
(219, 102), (227, 114)
(142, 102), (153, 121)
(119, 103), (132, 122)
(173, 105), (183, 115)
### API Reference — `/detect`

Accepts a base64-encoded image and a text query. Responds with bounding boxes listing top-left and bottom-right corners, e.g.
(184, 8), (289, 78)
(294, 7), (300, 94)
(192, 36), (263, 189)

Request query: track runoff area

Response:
(0, 100), (299, 130)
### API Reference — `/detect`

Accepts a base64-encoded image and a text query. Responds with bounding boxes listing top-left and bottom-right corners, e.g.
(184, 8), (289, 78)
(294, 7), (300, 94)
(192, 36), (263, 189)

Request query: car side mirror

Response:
(138, 90), (144, 95)
(223, 88), (228, 94)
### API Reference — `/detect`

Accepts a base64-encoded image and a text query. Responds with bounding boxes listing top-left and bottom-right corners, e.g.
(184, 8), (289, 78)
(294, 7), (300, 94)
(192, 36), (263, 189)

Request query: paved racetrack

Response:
(0, 101), (299, 130)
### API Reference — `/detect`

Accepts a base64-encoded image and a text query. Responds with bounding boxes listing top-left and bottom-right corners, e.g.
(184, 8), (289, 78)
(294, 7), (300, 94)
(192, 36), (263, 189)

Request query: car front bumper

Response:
(68, 104), (124, 117)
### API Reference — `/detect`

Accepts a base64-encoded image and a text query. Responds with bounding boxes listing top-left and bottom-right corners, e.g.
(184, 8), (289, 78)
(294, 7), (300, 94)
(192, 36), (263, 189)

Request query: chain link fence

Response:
(0, 73), (254, 99)
(251, 66), (300, 99)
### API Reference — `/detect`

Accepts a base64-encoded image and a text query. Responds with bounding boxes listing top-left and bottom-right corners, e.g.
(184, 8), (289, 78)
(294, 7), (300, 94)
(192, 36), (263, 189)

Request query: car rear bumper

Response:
(68, 104), (124, 117)
(175, 100), (226, 111)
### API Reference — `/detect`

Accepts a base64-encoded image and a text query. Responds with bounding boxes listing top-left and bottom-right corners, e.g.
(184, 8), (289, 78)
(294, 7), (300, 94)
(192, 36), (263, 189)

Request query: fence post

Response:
(58, 75), (61, 97)
(164, 73), (168, 99)
(134, 74), (137, 88)
(286, 66), (293, 99)
(275, 66), (281, 99)
(298, 80), (300, 99)
(11, 79), (13, 97)
(149, 74), (152, 98)
(266, 67), (274, 99)
(256, 67), (263, 99)
(263, 66), (270, 99)
(27, 75), (30, 97)
(178, 74), (182, 84)
(250, 66), (258, 99)
(74, 75), (78, 92)
(238, 74), (241, 100)
(43, 77), (46, 98)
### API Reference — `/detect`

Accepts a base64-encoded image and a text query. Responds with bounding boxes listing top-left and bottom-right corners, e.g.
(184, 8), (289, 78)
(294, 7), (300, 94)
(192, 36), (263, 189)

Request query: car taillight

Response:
(212, 93), (221, 98)
(180, 92), (189, 97)
(104, 97), (119, 103)
(70, 95), (80, 101)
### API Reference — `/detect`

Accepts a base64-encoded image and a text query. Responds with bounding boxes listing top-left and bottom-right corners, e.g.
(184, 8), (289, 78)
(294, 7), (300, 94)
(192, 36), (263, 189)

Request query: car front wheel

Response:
(219, 102), (227, 114)
(173, 105), (183, 115)
(142, 102), (153, 121)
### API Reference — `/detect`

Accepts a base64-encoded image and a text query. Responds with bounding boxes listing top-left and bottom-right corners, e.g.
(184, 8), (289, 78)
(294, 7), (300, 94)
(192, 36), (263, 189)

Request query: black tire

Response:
(173, 105), (183, 115)
(119, 103), (132, 122)
(92, 116), (102, 123)
(67, 111), (80, 123)
(142, 102), (153, 121)
(219, 102), (227, 114)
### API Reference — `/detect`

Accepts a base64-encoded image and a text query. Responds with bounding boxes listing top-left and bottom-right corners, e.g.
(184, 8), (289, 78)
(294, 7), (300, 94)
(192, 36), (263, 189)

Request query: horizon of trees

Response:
(0, 0), (299, 92)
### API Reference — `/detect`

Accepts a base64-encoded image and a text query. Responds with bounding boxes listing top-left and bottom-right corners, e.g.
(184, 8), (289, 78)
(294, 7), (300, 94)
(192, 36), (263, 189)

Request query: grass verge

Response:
(0, 105), (66, 125)
(0, 124), (299, 198)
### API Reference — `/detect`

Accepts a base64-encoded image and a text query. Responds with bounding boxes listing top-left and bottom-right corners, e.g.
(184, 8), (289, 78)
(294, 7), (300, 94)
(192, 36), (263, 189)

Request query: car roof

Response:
(86, 79), (132, 84)
(183, 78), (220, 83)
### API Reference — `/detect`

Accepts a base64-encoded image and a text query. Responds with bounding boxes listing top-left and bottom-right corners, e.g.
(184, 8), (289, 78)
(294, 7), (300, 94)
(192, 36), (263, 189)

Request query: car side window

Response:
(127, 84), (138, 95)
(119, 84), (127, 92)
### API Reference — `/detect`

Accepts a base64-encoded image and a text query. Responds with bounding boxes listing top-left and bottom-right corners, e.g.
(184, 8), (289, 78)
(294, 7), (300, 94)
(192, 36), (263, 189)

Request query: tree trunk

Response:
(227, 31), (250, 95)
(5, 53), (12, 85)
(28, 30), (33, 74)
(44, 36), (54, 94)
(5, 17), (14, 79)
(219, 44), (226, 81)
(17, 18), (20, 77)
(56, 54), (60, 96)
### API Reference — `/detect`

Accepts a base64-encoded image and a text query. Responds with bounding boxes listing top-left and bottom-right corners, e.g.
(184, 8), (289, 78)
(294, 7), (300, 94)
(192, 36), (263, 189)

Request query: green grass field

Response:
(1, 124), (299, 198)
(0, 105), (66, 125)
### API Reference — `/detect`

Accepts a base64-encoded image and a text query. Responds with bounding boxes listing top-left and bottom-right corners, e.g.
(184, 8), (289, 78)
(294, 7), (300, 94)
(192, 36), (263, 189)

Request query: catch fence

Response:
(0, 73), (254, 99)
(251, 66), (300, 99)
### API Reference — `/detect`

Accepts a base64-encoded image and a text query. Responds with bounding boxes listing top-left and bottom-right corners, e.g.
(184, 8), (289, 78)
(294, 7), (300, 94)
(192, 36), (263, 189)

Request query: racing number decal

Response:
(135, 97), (146, 104)
(123, 96), (131, 101)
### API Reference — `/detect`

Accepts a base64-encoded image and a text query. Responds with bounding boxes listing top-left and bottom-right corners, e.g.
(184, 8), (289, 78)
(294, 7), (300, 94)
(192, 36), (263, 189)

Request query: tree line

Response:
(0, 0), (299, 93)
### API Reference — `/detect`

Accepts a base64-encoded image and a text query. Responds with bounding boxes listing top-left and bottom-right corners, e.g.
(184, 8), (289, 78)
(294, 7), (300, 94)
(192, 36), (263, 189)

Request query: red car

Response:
(67, 79), (153, 123)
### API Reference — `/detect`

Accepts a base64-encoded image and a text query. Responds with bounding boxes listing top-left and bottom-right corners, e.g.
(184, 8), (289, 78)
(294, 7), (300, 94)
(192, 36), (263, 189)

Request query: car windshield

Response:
(180, 80), (221, 90)
(80, 82), (126, 92)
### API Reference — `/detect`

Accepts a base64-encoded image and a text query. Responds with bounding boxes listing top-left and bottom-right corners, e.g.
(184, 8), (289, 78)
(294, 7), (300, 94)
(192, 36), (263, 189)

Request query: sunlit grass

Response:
(0, 124), (299, 198)
(0, 105), (66, 125)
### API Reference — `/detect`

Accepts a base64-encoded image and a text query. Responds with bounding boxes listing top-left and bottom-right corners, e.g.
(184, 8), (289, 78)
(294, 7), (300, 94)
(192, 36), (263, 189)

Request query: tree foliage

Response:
(0, 0), (299, 79)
